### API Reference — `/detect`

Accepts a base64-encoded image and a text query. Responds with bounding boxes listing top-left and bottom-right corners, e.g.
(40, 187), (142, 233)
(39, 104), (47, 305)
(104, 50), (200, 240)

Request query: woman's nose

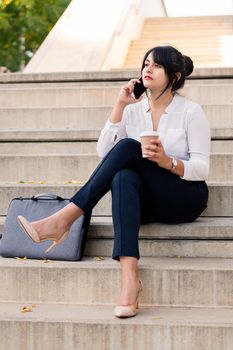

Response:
(146, 65), (153, 73)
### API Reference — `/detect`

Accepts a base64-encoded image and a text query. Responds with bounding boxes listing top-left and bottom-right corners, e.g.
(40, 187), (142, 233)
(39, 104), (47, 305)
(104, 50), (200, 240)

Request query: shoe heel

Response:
(45, 231), (69, 253)
(45, 241), (57, 253)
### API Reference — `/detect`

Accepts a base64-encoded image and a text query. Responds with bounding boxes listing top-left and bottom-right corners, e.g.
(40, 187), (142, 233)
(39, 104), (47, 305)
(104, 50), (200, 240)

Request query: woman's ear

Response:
(175, 72), (181, 80)
(175, 72), (181, 81)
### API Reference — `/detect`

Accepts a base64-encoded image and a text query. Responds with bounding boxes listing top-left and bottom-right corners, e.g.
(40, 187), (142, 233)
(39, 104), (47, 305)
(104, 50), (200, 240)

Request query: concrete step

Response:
(0, 81), (232, 107)
(85, 238), (233, 259)
(1, 303), (232, 350)
(85, 217), (233, 259)
(0, 182), (232, 217)
(211, 141), (233, 153)
(0, 141), (97, 154)
(145, 16), (232, 23)
(142, 30), (233, 36)
(0, 105), (232, 130)
(129, 46), (228, 54)
(0, 106), (112, 130)
(125, 15), (232, 68)
(0, 130), (100, 141)
(0, 68), (232, 84)
(1, 215), (233, 239)
(0, 140), (232, 155)
(1, 216), (233, 258)
(129, 41), (230, 47)
(0, 256), (232, 307)
(0, 153), (232, 182)
(0, 128), (232, 143)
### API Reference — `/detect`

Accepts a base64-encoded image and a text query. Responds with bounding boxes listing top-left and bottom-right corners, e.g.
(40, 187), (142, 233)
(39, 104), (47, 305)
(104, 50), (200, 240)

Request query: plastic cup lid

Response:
(140, 131), (159, 137)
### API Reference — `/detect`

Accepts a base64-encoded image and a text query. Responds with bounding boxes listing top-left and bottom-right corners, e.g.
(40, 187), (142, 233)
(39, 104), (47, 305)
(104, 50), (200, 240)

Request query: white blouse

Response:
(97, 94), (210, 181)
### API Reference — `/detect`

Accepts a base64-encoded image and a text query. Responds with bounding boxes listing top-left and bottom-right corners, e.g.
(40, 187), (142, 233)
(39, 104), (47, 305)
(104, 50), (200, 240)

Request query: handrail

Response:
(161, 0), (168, 17)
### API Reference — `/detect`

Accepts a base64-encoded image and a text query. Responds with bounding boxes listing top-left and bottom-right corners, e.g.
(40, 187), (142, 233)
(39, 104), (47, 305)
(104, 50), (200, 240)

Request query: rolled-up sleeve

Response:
(97, 110), (128, 158)
(181, 105), (210, 181)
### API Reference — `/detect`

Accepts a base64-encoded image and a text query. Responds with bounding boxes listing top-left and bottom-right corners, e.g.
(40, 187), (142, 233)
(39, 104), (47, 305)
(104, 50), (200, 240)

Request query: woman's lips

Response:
(144, 76), (153, 80)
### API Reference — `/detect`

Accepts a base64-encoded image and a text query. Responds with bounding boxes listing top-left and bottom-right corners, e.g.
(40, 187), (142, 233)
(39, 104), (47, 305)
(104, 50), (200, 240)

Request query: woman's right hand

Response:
(116, 79), (144, 106)
(109, 79), (144, 124)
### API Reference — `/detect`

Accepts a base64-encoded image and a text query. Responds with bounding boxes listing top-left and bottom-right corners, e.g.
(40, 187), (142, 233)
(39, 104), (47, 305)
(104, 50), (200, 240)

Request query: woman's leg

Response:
(111, 169), (149, 307)
(111, 168), (152, 260)
(118, 257), (139, 306)
(31, 203), (84, 241)
(30, 139), (150, 238)
(29, 138), (208, 240)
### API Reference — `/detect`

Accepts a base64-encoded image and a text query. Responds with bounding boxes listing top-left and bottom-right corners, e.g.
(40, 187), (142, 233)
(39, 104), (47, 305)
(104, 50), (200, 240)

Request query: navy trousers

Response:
(70, 139), (208, 260)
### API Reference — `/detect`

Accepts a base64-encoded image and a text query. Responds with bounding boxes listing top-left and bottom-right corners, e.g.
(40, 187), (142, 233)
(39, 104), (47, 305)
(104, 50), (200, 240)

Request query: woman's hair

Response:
(141, 45), (193, 95)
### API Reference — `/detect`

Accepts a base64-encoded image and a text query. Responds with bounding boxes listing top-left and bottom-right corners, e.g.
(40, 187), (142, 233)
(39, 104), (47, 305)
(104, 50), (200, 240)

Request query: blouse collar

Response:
(144, 93), (179, 114)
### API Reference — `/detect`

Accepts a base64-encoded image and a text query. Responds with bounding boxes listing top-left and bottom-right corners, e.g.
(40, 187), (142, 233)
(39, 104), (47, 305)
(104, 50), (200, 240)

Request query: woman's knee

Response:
(111, 169), (142, 190)
(115, 138), (141, 153)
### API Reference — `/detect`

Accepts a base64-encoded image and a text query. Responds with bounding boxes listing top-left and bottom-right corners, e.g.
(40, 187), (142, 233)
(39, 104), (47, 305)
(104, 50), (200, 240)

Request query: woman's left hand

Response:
(144, 139), (172, 170)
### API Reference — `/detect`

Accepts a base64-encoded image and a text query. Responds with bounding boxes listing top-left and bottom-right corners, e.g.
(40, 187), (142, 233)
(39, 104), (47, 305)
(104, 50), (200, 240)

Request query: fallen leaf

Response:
(63, 180), (86, 185)
(14, 256), (28, 260)
(43, 259), (53, 263)
(21, 306), (33, 313)
(94, 256), (105, 261)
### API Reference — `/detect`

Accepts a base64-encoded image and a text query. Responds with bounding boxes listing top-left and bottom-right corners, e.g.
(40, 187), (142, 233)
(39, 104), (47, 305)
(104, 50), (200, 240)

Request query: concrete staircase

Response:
(124, 16), (233, 68)
(0, 68), (233, 349)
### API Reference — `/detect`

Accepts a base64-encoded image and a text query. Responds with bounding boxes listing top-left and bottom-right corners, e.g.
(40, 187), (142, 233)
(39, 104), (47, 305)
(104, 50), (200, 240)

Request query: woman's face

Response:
(142, 52), (169, 92)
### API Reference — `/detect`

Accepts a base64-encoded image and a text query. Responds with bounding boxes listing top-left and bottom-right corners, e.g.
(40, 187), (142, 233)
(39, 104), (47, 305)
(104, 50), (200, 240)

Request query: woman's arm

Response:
(143, 104), (210, 180)
(181, 105), (210, 180)
(144, 139), (185, 177)
(97, 79), (143, 158)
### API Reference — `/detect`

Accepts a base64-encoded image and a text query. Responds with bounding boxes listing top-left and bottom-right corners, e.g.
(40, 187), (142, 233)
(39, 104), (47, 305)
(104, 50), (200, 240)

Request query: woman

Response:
(17, 45), (210, 318)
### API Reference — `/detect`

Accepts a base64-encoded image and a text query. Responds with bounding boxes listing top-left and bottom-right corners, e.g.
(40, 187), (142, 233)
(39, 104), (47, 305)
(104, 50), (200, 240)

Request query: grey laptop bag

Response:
(0, 193), (91, 261)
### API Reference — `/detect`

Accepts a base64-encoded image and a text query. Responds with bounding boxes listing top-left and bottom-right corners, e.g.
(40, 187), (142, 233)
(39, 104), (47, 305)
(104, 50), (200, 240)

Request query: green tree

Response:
(0, 0), (71, 71)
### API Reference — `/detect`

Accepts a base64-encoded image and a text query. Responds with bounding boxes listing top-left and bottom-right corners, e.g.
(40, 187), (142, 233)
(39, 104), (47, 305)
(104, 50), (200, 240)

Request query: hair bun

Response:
(183, 55), (193, 76)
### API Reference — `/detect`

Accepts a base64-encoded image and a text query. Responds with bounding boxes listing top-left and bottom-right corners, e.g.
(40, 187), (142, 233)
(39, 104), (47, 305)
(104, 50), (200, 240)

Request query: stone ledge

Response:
(0, 182), (232, 216)
(1, 302), (233, 325)
(0, 128), (232, 141)
(1, 303), (232, 350)
(0, 257), (232, 307)
(0, 67), (232, 84)
(2, 216), (233, 239)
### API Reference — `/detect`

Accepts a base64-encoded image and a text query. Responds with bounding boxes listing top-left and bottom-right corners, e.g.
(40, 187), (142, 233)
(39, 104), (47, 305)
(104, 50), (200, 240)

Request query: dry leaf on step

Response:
(21, 306), (33, 313)
(94, 256), (105, 261)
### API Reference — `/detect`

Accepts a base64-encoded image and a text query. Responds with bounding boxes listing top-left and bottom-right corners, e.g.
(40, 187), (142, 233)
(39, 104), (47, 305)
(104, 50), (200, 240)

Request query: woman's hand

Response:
(144, 139), (172, 170)
(116, 79), (144, 107)
(109, 79), (143, 124)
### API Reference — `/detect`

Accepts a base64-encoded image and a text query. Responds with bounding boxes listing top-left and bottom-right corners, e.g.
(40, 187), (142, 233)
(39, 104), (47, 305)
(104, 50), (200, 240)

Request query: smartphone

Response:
(133, 77), (146, 99)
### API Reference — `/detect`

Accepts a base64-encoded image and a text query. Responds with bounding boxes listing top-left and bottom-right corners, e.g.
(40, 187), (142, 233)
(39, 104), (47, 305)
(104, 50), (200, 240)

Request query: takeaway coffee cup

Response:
(140, 131), (159, 158)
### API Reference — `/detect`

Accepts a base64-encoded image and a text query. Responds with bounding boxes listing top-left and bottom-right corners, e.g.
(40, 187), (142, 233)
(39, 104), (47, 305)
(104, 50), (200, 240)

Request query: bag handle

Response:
(31, 193), (65, 201)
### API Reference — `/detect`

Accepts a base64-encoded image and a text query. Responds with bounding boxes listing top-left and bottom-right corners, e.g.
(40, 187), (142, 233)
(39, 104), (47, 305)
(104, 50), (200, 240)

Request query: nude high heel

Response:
(17, 215), (69, 253)
(114, 279), (143, 318)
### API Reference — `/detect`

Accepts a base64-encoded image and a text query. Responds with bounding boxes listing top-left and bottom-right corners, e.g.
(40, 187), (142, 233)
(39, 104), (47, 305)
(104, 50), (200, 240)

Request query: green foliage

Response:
(0, 0), (71, 71)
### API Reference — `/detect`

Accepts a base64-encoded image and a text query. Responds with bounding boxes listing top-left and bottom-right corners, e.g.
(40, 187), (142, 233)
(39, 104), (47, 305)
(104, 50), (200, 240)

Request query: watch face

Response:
(172, 158), (177, 168)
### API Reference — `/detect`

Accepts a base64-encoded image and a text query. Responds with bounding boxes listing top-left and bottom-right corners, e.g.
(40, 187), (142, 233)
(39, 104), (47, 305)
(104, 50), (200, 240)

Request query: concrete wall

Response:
(139, 0), (166, 17)
(24, 0), (166, 73)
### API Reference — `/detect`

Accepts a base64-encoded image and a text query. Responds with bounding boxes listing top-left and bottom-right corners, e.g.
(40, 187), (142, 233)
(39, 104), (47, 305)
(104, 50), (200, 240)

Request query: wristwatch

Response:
(170, 157), (178, 171)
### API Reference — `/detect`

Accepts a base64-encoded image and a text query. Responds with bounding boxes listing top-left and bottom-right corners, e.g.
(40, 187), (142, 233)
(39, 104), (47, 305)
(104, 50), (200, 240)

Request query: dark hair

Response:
(141, 45), (193, 95)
